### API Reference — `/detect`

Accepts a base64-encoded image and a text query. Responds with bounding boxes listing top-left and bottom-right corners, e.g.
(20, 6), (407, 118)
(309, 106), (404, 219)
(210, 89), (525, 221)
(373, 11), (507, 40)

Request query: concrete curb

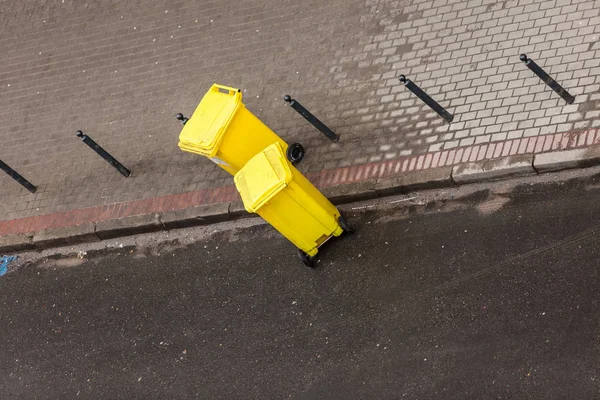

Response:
(160, 204), (232, 230)
(0, 233), (35, 253)
(32, 223), (100, 249)
(452, 155), (537, 183)
(533, 146), (600, 173)
(96, 214), (163, 240)
(2, 144), (600, 254)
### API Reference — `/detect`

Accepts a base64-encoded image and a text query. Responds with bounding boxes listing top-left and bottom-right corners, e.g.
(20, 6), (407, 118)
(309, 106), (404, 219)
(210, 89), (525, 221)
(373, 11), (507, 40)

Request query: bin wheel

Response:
(287, 143), (305, 164)
(297, 249), (316, 268)
(338, 214), (355, 234)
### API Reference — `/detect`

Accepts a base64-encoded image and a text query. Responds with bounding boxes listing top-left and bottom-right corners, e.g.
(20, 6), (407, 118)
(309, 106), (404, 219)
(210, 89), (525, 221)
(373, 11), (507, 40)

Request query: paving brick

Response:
(0, 0), (598, 231)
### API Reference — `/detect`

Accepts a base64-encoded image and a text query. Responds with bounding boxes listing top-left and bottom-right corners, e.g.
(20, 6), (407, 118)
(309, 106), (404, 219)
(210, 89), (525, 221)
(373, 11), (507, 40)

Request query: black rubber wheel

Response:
(287, 143), (305, 164)
(297, 249), (315, 268)
(338, 214), (355, 234)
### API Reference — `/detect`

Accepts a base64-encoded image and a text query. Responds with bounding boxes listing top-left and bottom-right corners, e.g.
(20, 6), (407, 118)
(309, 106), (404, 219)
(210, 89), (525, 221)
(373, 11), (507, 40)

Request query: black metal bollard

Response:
(175, 113), (189, 125)
(519, 54), (574, 104)
(283, 95), (339, 143)
(0, 159), (36, 193)
(76, 130), (131, 177)
(398, 75), (454, 123)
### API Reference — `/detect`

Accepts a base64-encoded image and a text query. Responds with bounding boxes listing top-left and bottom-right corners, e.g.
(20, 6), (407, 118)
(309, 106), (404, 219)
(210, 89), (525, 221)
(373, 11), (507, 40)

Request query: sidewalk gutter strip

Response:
(2, 144), (600, 254)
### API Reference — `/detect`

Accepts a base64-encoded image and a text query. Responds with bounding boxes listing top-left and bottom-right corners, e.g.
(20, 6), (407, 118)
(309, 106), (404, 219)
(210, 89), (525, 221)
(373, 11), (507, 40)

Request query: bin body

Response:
(235, 143), (342, 257)
(179, 84), (288, 175)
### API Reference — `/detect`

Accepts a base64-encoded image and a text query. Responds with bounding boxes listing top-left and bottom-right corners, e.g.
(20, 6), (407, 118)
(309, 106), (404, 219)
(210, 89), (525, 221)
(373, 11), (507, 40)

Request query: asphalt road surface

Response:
(1, 173), (600, 399)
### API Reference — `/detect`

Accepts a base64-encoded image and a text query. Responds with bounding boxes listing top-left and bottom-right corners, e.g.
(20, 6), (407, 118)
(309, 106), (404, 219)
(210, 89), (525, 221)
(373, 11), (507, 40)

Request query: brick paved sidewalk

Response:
(0, 0), (599, 236)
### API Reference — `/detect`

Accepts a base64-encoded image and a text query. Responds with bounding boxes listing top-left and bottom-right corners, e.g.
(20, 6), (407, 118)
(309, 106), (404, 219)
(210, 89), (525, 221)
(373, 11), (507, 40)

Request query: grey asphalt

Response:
(1, 174), (600, 399)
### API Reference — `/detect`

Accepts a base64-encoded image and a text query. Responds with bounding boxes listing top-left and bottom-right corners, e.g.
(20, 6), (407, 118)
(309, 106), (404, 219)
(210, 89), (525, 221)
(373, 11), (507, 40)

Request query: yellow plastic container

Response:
(178, 84), (288, 175)
(235, 143), (346, 261)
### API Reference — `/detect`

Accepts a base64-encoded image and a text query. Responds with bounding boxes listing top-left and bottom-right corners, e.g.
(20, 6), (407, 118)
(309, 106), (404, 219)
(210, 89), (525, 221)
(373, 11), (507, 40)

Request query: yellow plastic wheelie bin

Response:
(178, 84), (290, 175)
(234, 142), (354, 267)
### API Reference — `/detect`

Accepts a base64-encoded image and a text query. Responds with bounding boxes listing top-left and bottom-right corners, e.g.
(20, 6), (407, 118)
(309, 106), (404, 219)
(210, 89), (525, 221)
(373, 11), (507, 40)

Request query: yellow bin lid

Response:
(234, 142), (293, 213)
(178, 84), (243, 157)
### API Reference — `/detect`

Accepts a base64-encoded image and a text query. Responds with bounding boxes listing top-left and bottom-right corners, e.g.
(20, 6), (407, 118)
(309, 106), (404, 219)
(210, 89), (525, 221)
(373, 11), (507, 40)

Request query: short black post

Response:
(76, 130), (131, 177)
(0, 159), (36, 193)
(283, 95), (339, 143)
(175, 113), (189, 125)
(398, 75), (453, 123)
(519, 54), (574, 104)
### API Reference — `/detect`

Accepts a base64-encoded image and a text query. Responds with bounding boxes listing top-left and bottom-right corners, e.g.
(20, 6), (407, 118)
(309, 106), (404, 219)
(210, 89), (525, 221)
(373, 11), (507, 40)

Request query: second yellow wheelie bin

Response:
(178, 84), (291, 175)
(234, 142), (353, 267)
